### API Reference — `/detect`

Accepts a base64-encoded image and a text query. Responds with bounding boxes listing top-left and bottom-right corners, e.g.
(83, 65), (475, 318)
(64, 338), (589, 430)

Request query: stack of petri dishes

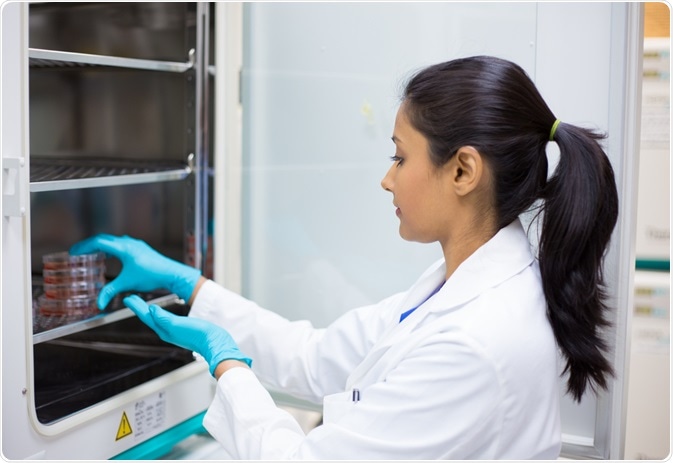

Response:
(38, 251), (106, 320)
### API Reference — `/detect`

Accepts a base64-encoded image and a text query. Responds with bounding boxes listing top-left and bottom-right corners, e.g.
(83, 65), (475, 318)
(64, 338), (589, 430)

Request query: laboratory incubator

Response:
(2, 2), (218, 459)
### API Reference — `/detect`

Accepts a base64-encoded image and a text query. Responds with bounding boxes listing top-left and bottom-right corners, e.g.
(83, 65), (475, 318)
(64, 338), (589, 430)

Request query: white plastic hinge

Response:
(3, 157), (26, 217)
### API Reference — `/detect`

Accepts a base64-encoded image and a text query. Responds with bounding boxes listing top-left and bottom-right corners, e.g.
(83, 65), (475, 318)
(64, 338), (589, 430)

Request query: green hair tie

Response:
(549, 119), (561, 142)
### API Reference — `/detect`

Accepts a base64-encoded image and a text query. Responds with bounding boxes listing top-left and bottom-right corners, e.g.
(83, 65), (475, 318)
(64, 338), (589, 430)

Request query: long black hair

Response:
(402, 56), (619, 402)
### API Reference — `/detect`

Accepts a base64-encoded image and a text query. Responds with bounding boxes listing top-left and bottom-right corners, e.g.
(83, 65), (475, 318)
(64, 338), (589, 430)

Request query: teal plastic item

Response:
(635, 259), (670, 272)
(111, 410), (207, 460)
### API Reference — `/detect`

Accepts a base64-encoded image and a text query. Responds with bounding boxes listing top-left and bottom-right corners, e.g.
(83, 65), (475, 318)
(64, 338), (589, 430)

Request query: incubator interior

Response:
(27, 2), (214, 425)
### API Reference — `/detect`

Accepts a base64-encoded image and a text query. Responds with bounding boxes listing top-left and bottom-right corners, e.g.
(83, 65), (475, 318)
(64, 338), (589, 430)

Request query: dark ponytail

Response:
(539, 122), (618, 401)
(402, 56), (619, 402)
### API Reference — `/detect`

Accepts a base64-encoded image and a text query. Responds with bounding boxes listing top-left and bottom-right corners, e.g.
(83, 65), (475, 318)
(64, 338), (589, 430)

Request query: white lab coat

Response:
(189, 219), (562, 459)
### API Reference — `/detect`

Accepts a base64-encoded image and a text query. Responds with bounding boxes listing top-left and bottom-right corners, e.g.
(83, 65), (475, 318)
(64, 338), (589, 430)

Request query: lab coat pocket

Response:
(322, 389), (360, 424)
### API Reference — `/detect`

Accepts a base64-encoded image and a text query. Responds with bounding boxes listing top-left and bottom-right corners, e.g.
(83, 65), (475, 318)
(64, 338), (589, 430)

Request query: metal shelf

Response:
(29, 48), (194, 73)
(33, 293), (183, 345)
(30, 157), (192, 192)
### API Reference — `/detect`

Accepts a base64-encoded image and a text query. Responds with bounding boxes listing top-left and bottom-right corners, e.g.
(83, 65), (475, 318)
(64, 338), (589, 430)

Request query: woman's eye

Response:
(389, 155), (403, 165)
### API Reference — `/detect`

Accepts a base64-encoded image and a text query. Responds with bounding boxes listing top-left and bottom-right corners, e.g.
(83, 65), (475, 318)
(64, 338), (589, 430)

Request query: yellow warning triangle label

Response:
(115, 411), (133, 441)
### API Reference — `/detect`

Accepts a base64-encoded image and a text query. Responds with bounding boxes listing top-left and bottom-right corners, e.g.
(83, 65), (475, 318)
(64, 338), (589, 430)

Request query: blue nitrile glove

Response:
(70, 234), (201, 310)
(124, 295), (252, 376)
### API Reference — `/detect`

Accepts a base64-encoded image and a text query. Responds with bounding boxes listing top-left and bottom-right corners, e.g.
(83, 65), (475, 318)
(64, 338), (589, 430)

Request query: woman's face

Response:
(381, 107), (455, 244)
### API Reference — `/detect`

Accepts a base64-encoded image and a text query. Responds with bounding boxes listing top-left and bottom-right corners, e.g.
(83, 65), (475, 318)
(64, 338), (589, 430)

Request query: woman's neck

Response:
(441, 218), (497, 280)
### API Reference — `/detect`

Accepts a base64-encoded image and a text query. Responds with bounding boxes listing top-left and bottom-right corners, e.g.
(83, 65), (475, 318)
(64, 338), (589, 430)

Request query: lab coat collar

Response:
(425, 218), (536, 314)
(394, 218), (535, 318)
(345, 219), (536, 390)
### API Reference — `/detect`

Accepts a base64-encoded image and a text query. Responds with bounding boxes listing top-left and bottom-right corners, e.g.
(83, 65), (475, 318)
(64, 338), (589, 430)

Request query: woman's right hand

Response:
(70, 234), (202, 310)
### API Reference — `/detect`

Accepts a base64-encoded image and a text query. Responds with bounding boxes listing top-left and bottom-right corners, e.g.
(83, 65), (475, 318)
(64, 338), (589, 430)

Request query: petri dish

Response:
(43, 280), (104, 299)
(43, 251), (105, 270)
(37, 295), (99, 317)
(43, 266), (105, 284)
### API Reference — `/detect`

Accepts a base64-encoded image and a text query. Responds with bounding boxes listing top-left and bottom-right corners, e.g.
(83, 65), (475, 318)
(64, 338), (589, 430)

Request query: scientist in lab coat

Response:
(72, 56), (619, 460)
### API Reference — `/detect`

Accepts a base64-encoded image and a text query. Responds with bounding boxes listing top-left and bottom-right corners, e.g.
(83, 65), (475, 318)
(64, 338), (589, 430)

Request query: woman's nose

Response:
(381, 166), (394, 192)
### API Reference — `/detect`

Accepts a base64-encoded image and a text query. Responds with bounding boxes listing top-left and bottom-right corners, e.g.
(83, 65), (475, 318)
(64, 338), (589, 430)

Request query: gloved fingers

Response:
(97, 278), (127, 310)
(147, 303), (184, 339)
(148, 304), (210, 348)
(124, 295), (162, 334)
(70, 233), (122, 256)
(97, 284), (115, 310)
(97, 272), (139, 310)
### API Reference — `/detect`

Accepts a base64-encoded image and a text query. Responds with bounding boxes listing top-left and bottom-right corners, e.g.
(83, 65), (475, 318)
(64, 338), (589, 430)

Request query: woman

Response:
(71, 55), (618, 459)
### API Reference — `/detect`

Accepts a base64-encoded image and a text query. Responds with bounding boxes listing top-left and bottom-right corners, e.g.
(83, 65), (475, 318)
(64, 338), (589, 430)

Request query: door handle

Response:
(2, 156), (26, 217)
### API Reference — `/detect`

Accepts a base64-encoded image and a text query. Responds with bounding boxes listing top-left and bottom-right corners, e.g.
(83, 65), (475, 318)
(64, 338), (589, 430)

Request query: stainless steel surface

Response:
(30, 157), (192, 192)
(31, 170), (191, 192)
(192, 3), (211, 273)
(28, 2), (196, 165)
(28, 1), (198, 270)
(33, 293), (182, 345)
(48, 339), (182, 358)
(29, 2), (192, 62)
(29, 48), (194, 73)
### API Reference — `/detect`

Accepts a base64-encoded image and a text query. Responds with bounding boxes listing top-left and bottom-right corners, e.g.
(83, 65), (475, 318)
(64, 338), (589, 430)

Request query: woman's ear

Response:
(450, 146), (484, 196)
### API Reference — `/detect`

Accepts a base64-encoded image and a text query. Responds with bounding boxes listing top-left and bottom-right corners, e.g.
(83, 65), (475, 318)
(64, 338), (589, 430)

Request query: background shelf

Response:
(30, 157), (192, 192)
(29, 48), (194, 73)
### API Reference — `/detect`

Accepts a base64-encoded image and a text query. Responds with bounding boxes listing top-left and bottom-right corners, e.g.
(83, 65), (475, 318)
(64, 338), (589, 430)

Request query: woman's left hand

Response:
(124, 295), (252, 377)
